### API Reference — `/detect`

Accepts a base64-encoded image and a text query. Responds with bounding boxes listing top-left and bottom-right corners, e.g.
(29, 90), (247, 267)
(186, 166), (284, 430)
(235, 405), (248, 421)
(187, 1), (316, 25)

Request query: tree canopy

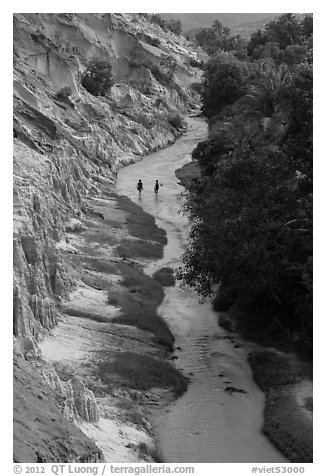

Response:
(247, 14), (313, 64)
(201, 53), (248, 119)
(179, 14), (313, 357)
(195, 20), (244, 57)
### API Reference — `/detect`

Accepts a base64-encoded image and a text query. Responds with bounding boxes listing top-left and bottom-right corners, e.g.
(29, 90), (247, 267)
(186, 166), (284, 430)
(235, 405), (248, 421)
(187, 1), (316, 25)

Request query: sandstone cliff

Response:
(13, 13), (204, 462)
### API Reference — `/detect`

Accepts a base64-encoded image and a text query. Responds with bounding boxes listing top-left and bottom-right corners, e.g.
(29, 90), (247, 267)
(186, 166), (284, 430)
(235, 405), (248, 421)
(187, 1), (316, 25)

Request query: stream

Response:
(116, 117), (288, 463)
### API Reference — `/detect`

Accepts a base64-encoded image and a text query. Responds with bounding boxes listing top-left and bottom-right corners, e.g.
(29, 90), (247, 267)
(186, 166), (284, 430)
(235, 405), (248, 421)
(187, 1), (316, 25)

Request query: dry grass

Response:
(70, 254), (119, 276)
(114, 194), (167, 244)
(137, 442), (164, 462)
(63, 307), (111, 323)
(249, 350), (313, 462)
(84, 230), (120, 247)
(123, 409), (145, 427)
(263, 388), (313, 463)
(152, 267), (175, 287)
(97, 351), (188, 397)
(248, 351), (311, 390)
(107, 194), (167, 260)
(116, 239), (163, 260)
(109, 262), (174, 350)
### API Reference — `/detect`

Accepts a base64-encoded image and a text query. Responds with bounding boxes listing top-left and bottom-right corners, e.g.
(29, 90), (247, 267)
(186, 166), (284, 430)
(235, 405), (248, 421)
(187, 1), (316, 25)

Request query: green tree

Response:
(195, 28), (219, 56)
(181, 130), (312, 353)
(248, 13), (312, 61)
(265, 13), (302, 49)
(196, 20), (243, 56)
(301, 15), (313, 40)
(160, 54), (177, 80)
(282, 44), (308, 66)
(201, 53), (247, 119)
(251, 41), (283, 63)
(235, 62), (291, 138)
(280, 63), (313, 178)
(81, 59), (113, 96)
(247, 29), (268, 56)
(179, 38), (313, 355)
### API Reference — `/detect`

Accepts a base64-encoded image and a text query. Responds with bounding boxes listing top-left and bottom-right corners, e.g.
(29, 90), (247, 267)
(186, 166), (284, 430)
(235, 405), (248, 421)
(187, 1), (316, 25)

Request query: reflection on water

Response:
(117, 118), (287, 463)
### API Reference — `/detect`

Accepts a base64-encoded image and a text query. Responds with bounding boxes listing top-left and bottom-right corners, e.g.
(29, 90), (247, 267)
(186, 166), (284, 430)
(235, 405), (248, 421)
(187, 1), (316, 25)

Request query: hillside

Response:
(160, 13), (280, 36)
(13, 12), (205, 463)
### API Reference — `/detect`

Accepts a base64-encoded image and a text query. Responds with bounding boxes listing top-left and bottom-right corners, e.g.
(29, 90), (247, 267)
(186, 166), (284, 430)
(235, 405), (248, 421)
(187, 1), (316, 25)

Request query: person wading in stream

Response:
(137, 179), (143, 195)
(154, 180), (160, 194)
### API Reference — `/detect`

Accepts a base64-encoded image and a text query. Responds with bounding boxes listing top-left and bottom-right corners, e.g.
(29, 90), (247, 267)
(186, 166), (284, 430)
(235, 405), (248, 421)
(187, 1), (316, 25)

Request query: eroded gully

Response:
(116, 117), (288, 463)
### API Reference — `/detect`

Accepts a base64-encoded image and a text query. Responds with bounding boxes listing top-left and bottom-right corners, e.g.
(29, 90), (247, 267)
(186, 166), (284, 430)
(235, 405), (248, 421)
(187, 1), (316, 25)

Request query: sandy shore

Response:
(39, 193), (186, 462)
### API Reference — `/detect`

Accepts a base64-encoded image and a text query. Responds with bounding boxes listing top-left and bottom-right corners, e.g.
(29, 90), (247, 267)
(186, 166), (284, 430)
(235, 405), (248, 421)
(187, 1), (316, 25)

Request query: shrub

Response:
(249, 349), (312, 462)
(168, 113), (184, 130)
(153, 267), (175, 287)
(189, 58), (203, 69)
(212, 288), (236, 312)
(149, 63), (173, 85)
(81, 59), (113, 97)
(98, 351), (188, 396)
(114, 195), (167, 244)
(109, 262), (174, 350)
(154, 98), (168, 108)
(141, 85), (153, 96)
(55, 87), (74, 106)
(137, 442), (163, 462)
(202, 53), (247, 118)
(116, 239), (163, 260)
(147, 36), (161, 47)
(190, 82), (204, 96)
(133, 112), (152, 129)
(55, 86), (72, 100)
(248, 350), (310, 390)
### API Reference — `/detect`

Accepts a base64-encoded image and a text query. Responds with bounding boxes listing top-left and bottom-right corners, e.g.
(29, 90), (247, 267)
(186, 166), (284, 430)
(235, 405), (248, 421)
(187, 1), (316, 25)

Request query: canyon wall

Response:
(13, 13), (205, 462)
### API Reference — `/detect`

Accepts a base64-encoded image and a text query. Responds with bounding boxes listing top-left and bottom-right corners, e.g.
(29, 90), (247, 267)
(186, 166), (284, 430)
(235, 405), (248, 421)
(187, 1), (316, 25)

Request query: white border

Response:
(5, 3), (324, 472)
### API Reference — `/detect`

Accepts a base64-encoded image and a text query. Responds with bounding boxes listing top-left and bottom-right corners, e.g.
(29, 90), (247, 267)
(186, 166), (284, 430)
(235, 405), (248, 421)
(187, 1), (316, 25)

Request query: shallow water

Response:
(116, 117), (287, 463)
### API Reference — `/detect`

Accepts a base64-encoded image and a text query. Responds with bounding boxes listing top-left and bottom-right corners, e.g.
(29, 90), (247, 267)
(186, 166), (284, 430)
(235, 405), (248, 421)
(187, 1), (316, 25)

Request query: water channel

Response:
(116, 117), (287, 463)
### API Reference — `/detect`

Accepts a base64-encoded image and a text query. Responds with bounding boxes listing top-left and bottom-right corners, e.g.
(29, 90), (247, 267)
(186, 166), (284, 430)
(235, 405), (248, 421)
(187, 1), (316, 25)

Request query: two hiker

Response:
(137, 179), (160, 195)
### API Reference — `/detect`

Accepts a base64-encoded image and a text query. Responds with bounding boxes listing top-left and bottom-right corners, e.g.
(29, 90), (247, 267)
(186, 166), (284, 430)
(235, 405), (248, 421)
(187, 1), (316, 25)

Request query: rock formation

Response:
(13, 13), (205, 462)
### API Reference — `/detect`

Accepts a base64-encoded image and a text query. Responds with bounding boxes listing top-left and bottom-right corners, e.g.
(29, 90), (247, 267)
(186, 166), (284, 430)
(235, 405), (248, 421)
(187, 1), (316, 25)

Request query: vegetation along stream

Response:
(116, 117), (288, 463)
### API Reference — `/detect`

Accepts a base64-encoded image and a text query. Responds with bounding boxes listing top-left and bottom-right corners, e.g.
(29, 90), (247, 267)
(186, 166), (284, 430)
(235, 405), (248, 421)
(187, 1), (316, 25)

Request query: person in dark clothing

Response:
(154, 180), (160, 194)
(137, 179), (143, 194)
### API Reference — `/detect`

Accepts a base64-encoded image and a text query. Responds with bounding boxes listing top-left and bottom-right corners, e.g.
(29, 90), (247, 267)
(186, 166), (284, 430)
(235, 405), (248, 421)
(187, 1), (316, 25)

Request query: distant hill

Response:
(159, 13), (281, 36)
(231, 17), (280, 39)
(232, 13), (312, 39)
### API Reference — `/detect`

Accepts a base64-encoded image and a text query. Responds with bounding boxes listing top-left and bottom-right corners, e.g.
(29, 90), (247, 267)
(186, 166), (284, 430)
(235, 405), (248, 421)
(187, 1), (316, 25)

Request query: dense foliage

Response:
(201, 53), (248, 119)
(168, 112), (184, 130)
(179, 14), (313, 356)
(247, 14), (313, 65)
(195, 20), (246, 59)
(81, 59), (113, 97)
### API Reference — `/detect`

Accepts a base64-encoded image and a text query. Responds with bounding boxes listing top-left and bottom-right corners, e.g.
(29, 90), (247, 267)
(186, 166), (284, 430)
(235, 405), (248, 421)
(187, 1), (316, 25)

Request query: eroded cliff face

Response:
(13, 356), (103, 463)
(13, 13), (204, 462)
